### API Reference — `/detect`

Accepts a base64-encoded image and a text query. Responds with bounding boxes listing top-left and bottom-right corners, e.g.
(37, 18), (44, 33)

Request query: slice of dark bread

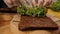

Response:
(19, 16), (58, 31)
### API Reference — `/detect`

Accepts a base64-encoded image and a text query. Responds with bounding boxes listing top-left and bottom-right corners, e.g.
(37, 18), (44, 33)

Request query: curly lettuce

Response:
(50, 0), (60, 11)
(17, 6), (46, 17)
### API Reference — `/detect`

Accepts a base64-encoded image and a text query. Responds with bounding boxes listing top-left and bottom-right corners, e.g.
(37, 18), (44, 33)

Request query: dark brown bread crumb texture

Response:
(19, 16), (58, 31)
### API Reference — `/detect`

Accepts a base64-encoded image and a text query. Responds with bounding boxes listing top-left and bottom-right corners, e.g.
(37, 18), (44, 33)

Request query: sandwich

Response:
(17, 0), (59, 31)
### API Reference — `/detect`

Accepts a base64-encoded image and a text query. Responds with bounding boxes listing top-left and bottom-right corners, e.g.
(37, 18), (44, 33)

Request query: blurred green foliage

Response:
(17, 6), (46, 17)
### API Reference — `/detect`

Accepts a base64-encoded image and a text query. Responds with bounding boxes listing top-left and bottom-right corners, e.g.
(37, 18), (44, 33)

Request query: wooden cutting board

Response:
(0, 25), (13, 34)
